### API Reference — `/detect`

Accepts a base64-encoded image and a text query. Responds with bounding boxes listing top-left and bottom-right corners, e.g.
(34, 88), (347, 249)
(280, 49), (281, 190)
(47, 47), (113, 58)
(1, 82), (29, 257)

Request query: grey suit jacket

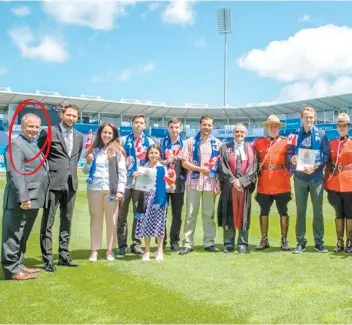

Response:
(3, 134), (50, 210)
(37, 125), (83, 191)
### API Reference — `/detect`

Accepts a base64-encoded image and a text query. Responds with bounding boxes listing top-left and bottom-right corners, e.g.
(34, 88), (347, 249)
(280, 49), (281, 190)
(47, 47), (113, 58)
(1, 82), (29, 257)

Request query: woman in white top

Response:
(83, 122), (127, 262)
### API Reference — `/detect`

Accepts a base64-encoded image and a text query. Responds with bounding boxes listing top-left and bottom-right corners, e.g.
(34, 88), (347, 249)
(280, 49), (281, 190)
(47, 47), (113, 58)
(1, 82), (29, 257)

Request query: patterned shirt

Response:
(179, 136), (222, 192)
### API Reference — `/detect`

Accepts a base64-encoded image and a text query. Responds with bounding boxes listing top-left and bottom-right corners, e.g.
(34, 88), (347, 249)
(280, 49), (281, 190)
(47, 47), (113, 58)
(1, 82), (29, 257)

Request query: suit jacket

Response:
(37, 125), (83, 191)
(3, 134), (50, 209)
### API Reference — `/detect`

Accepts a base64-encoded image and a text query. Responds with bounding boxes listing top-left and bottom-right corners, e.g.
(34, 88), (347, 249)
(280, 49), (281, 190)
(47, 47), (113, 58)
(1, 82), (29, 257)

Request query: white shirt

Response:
(60, 123), (74, 156)
(83, 149), (127, 193)
(234, 141), (247, 161)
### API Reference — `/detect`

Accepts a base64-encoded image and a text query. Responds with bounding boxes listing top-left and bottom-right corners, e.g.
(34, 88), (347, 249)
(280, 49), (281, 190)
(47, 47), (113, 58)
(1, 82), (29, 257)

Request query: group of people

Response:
(2, 104), (352, 281)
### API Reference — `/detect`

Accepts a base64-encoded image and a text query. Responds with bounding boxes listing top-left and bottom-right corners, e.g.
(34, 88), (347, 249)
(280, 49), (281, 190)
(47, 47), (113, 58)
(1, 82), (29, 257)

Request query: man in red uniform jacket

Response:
(253, 115), (291, 251)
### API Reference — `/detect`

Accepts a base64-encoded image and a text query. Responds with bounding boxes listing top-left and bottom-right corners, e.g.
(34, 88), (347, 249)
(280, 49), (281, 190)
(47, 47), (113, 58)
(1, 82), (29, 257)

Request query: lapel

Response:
(56, 125), (69, 157)
(72, 130), (79, 156)
(20, 134), (48, 170)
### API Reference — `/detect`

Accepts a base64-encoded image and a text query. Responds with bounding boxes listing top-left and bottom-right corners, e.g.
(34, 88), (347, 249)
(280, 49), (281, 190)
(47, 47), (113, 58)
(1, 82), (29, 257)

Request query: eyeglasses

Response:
(338, 123), (350, 128)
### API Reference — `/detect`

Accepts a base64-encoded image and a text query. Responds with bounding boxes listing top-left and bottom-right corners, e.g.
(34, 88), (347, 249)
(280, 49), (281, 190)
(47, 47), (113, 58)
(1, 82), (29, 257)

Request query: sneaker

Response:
(115, 248), (126, 258)
(315, 245), (328, 253)
(292, 244), (305, 254)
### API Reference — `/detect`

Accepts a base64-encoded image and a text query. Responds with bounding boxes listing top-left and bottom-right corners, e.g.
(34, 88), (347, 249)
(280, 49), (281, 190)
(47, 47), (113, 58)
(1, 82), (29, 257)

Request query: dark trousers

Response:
(1, 207), (38, 278)
(164, 192), (184, 245)
(117, 188), (142, 250)
(294, 177), (324, 246)
(40, 181), (77, 263)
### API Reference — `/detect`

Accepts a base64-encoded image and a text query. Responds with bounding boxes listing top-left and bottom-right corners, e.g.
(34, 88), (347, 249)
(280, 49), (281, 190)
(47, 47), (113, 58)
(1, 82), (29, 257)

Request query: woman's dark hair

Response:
(86, 122), (125, 157)
(146, 144), (162, 162)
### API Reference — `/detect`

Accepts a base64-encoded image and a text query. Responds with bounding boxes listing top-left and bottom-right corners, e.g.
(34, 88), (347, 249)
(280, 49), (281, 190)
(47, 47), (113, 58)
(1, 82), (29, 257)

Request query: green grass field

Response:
(0, 171), (351, 324)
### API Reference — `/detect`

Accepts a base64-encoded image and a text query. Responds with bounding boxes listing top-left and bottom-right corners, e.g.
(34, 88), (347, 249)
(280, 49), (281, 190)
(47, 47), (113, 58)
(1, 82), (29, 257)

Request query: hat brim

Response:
(262, 121), (285, 127)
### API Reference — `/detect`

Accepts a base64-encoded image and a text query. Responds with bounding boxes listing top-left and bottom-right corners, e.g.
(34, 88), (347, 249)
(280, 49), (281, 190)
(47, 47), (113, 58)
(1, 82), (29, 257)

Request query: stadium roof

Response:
(1, 87), (352, 120)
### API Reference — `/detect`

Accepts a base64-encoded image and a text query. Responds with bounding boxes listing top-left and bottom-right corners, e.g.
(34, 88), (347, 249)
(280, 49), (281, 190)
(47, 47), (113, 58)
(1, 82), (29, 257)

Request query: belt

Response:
(331, 163), (352, 172)
(261, 164), (287, 171)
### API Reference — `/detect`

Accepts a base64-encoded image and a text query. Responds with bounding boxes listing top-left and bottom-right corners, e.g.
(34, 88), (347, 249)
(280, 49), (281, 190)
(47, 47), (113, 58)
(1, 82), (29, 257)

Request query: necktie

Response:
(65, 130), (73, 157)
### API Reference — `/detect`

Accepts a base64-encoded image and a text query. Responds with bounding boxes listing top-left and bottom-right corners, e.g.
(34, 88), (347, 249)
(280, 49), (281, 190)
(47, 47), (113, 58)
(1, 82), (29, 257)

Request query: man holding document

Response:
(287, 106), (330, 254)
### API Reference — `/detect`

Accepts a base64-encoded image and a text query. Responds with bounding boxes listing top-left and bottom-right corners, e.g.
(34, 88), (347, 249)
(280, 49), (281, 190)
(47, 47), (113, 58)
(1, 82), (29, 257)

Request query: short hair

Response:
(233, 123), (247, 132)
(21, 113), (41, 128)
(61, 104), (80, 114)
(132, 114), (147, 123)
(301, 106), (316, 117)
(199, 115), (214, 124)
(168, 118), (182, 126)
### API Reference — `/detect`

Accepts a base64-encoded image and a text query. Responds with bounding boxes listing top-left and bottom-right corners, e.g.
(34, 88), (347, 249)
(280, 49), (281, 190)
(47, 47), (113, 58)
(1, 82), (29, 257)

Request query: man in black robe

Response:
(218, 124), (258, 253)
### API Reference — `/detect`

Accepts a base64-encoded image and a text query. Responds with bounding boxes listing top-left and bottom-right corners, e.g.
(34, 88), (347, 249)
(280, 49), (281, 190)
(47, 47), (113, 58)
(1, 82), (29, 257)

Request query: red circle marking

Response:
(8, 99), (52, 176)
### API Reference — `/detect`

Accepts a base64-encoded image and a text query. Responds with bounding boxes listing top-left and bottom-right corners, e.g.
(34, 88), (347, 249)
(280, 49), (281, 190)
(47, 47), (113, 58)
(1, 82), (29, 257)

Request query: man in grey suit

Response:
(1, 113), (49, 280)
(37, 104), (83, 272)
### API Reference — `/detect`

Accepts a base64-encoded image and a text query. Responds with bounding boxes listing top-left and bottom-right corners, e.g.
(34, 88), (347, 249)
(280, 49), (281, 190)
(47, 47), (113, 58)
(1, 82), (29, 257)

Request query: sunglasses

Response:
(338, 123), (350, 128)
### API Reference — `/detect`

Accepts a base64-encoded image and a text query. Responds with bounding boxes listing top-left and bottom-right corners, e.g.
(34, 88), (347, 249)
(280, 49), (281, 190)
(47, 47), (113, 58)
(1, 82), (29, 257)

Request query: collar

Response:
(60, 123), (73, 133)
(268, 136), (279, 141)
(234, 141), (244, 147)
(339, 135), (349, 140)
(169, 136), (181, 145)
(20, 132), (36, 144)
(302, 126), (314, 135)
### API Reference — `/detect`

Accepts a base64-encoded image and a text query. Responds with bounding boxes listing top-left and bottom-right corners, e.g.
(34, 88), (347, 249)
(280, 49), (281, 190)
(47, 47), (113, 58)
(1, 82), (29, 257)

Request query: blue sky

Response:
(1, 0), (352, 108)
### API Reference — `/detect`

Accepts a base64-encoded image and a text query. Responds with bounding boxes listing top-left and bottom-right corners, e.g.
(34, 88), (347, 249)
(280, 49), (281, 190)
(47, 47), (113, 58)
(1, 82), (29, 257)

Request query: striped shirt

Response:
(179, 136), (221, 192)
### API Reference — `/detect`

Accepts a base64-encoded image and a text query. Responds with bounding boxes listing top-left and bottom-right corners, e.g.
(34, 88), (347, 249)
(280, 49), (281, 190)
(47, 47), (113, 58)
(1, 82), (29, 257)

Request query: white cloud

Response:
(0, 67), (8, 77)
(11, 6), (31, 17)
(8, 26), (69, 63)
(238, 24), (352, 82)
(162, 0), (195, 27)
(194, 36), (206, 48)
(92, 63), (155, 83)
(279, 76), (352, 102)
(41, 0), (134, 31)
(246, 76), (352, 107)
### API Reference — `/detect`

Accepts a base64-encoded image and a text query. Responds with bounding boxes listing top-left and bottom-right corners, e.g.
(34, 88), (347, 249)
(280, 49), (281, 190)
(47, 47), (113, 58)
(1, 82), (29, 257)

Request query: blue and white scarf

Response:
(134, 164), (167, 219)
(86, 147), (119, 201)
(161, 134), (184, 159)
(292, 125), (322, 161)
(191, 132), (219, 179)
(124, 133), (150, 177)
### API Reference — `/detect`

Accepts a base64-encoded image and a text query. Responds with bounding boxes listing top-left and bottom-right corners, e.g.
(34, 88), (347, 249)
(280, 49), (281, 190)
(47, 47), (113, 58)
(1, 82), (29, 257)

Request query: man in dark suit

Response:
(1, 113), (49, 280)
(37, 104), (83, 272)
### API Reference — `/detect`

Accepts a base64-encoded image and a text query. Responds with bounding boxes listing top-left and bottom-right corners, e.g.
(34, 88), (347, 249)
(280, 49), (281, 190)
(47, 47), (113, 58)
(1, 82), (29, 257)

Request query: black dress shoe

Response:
(170, 242), (180, 252)
(131, 246), (144, 255)
(204, 245), (220, 253)
(43, 262), (56, 272)
(238, 245), (249, 254)
(178, 247), (193, 255)
(58, 258), (79, 267)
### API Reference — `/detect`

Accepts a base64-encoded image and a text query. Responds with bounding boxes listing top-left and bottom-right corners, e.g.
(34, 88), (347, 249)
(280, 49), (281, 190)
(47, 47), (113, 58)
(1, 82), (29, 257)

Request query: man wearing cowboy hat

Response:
(287, 106), (330, 254)
(253, 115), (292, 251)
(325, 112), (352, 254)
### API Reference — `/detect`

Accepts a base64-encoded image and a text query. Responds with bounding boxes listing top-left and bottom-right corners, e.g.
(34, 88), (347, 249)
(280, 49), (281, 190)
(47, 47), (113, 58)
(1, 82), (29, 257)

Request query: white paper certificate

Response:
(296, 148), (318, 171)
(134, 167), (157, 192)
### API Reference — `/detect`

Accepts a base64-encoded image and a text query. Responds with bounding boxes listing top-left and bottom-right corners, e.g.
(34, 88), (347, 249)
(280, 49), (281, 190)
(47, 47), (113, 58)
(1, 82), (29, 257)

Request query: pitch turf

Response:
(0, 171), (351, 324)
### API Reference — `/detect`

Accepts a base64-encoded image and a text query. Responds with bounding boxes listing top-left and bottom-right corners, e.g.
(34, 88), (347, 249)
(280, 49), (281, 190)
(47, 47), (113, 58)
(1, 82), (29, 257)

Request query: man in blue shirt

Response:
(287, 106), (330, 254)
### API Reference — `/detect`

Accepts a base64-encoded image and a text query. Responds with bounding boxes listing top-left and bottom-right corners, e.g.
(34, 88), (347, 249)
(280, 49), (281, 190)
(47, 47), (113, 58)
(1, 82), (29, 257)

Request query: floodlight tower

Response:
(217, 8), (232, 107)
